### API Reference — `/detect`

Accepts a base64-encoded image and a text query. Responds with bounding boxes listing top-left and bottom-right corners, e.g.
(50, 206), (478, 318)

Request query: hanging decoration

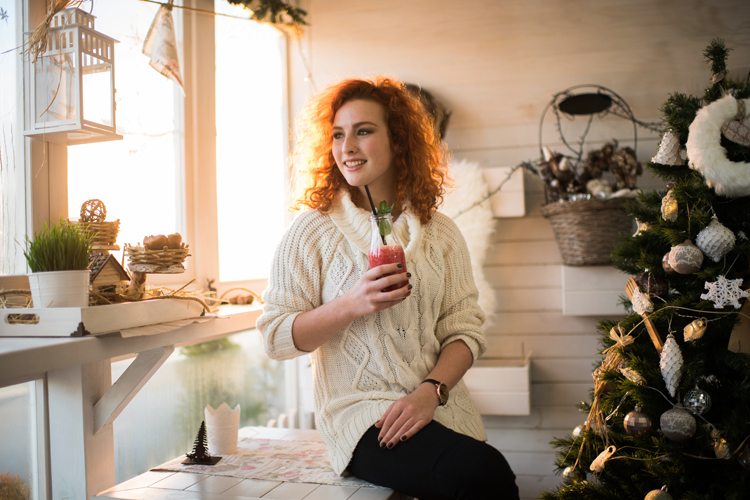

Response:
(683, 317), (707, 342)
(683, 385), (711, 415)
(589, 445), (617, 473)
(686, 95), (750, 197)
(651, 129), (685, 166)
(633, 219), (651, 237)
(659, 333), (683, 398)
(143, 1), (184, 92)
(667, 240), (704, 274)
(660, 406), (696, 441)
(661, 252), (675, 274)
(660, 189), (679, 222)
(629, 283), (654, 315)
(625, 278), (664, 351)
(644, 486), (673, 500)
(721, 99), (750, 147)
(623, 406), (652, 437)
(635, 271), (669, 298)
(619, 366), (646, 385)
(696, 216), (735, 262)
(710, 427), (731, 459)
(700, 275), (749, 309)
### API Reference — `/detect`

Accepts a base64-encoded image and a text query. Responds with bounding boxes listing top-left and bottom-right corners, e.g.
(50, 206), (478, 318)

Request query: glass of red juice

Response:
(369, 213), (407, 292)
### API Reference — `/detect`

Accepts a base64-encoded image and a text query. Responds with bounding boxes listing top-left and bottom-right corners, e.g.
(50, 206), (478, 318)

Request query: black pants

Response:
(348, 421), (520, 500)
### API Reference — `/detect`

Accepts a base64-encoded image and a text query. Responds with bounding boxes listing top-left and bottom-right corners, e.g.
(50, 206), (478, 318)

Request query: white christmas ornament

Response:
(659, 333), (683, 398)
(686, 95), (750, 197)
(700, 275), (749, 309)
(651, 130), (685, 166)
(667, 240), (703, 274)
(696, 216), (735, 262)
(630, 286), (654, 315)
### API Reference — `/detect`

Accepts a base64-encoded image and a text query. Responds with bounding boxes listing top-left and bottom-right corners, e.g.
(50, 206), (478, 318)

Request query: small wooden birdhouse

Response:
(89, 253), (129, 293)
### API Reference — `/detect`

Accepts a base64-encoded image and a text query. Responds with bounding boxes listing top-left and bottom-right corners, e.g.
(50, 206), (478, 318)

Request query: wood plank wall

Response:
(288, 1), (750, 497)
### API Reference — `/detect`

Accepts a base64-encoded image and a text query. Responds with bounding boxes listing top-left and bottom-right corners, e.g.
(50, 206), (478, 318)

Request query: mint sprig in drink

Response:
(369, 200), (407, 292)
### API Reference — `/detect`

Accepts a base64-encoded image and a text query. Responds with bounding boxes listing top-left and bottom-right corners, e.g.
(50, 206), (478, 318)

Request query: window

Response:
(65, 0), (288, 287)
(67, 0), (184, 268)
(0, 0), (26, 275)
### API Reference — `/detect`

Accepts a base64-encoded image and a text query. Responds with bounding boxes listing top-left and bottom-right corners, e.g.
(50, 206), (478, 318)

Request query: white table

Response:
(95, 427), (405, 500)
(0, 305), (261, 499)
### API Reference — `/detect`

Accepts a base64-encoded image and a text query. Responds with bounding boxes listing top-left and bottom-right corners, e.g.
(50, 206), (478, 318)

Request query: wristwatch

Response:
(422, 378), (449, 406)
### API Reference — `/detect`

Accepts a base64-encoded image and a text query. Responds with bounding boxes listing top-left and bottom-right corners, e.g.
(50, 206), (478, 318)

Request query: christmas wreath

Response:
(686, 94), (750, 197)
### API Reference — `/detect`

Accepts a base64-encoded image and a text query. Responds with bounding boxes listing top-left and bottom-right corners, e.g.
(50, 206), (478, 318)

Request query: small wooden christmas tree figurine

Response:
(182, 420), (221, 465)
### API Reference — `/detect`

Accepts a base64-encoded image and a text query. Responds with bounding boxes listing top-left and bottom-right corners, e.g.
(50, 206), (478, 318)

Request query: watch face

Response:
(437, 383), (449, 405)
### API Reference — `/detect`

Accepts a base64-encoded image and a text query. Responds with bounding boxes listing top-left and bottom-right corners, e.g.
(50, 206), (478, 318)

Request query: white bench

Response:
(96, 426), (408, 500)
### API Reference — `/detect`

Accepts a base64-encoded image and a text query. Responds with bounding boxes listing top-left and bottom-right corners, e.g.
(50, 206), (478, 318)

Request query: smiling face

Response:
(331, 99), (395, 198)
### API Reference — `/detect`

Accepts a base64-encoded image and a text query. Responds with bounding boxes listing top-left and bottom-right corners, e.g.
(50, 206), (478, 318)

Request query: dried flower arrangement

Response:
(534, 140), (643, 203)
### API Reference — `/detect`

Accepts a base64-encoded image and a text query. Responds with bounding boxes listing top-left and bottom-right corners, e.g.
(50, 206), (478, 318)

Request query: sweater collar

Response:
(329, 190), (422, 260)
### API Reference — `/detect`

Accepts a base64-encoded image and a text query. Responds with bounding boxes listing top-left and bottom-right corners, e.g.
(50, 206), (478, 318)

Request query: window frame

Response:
(25, 0), (288, 292)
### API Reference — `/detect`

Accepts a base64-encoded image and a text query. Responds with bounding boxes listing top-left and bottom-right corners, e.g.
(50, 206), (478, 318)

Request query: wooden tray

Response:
(0, 299), (205, 338)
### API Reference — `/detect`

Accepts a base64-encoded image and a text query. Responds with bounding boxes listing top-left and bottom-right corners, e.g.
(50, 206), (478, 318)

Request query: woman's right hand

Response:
(343, 263), (410, 319)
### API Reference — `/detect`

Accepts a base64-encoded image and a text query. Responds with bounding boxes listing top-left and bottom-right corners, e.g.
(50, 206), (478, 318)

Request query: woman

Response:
(257, 77), (519, 499)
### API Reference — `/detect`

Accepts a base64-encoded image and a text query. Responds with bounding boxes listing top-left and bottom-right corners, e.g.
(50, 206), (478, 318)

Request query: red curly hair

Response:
(294, 77), (446, 223)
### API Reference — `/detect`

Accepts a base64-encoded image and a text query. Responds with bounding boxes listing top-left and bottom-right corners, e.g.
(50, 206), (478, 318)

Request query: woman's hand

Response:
(374, 383), (438, 448)
(342, 263), (410, 319)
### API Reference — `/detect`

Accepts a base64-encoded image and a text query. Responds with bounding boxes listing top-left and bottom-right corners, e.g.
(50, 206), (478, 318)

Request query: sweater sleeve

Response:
(433, 214), (487, 361)
(256, 211), (326, 360)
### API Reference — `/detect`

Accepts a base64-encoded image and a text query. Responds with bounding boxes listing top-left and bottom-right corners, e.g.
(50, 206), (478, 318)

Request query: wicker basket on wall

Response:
(540, 197), (634, 266)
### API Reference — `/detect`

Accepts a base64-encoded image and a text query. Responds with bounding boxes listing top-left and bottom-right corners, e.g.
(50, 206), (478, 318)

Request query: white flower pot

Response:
(28, 270), (91, 308)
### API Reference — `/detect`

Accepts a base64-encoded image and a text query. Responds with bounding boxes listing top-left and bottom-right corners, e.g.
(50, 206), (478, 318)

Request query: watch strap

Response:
(422, 378), (448, 406)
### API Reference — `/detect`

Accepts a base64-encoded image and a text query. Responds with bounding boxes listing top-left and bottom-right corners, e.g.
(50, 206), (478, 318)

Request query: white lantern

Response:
(24, 8), (121, 144)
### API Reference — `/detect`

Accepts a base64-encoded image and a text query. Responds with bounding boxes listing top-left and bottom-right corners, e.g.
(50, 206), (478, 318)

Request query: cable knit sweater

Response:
(257, 191), (487, 475)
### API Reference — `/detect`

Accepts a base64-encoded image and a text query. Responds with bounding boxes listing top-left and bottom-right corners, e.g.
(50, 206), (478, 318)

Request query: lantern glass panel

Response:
(82, 55), (113, 127)
(34, 52), (77, 125)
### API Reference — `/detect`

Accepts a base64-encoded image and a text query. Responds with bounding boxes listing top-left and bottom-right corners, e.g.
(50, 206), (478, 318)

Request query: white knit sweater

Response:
(257, 191), (487, 474)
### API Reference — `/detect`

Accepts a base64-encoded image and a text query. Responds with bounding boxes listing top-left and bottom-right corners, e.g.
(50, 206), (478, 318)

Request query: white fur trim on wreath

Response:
(686, 95), (750, 198)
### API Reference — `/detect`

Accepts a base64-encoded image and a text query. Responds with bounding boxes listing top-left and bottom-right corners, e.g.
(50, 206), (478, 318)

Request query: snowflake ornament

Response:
(700, 275), (749, 309)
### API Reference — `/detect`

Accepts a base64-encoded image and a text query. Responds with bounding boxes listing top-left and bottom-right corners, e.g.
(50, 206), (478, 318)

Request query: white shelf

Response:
(561, 266), (629, 316)
(465, 356), (531, 415)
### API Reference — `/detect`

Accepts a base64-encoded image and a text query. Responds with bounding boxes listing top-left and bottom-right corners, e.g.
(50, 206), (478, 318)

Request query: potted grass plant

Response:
(24, 220), (93, 307)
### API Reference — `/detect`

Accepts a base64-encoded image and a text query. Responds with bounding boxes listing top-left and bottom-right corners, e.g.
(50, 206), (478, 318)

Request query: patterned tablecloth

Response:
(152, 435), (371, 488)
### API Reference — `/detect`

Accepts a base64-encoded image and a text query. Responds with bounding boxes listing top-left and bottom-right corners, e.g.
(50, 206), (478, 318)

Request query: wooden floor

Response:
(95, 427), (406, 500)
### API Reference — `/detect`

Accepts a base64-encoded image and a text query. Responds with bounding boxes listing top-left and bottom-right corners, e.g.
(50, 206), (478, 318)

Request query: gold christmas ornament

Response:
(645, 486), (673, 500)
(710, 428), (731, 459)
(661, 189), (678, 222)
(696, 216), (736, 262)
(651, 130), (685, 166)
(683, 318), (707, 342)
(659, 333), (683, 398)
(633, 219), (650, 237)
(668, 240), (704, 274)
(661, 253), (675, 274)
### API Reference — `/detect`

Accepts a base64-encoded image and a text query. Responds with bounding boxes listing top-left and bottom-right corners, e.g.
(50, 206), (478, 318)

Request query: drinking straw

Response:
(364, 185), (387, 245)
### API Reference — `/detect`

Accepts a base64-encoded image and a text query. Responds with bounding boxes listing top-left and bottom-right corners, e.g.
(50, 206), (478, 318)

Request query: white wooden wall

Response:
(288, 1), (750, 497)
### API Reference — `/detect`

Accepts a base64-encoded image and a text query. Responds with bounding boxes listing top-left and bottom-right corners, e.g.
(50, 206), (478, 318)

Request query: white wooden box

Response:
(464, 356), (531, 415)
(561, 265), (629, 316)
(482, 165), (525, 218)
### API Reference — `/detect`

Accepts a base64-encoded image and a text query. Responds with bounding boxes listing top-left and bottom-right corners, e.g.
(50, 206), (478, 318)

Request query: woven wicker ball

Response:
(80, 199), (107, 223)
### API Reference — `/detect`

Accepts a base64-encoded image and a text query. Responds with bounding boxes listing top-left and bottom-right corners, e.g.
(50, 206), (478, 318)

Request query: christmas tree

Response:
(183, 420), (221, 465)
(544, 39), (750, 500)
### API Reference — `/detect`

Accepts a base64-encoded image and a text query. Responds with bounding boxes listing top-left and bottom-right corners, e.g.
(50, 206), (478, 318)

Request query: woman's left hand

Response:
(374, 383), (438, 448)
